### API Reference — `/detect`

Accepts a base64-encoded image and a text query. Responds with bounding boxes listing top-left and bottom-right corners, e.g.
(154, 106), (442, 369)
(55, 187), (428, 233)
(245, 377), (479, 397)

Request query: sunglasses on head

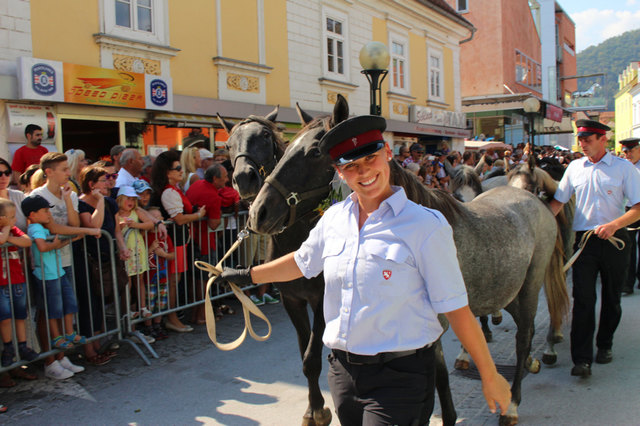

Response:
(106, 173), (118, 180)
(170, 165), (182, 171)
(0, 170), (11, 177)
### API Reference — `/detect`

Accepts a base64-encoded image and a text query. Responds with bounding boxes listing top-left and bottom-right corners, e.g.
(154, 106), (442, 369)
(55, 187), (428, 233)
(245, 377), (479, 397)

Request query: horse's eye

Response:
(306, 148), (321, 158)
(262, 130), (271, 140)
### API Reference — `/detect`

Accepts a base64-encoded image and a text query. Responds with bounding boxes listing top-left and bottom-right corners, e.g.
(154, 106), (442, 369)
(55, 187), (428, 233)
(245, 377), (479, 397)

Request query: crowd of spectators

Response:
(0, 125), (275, 406)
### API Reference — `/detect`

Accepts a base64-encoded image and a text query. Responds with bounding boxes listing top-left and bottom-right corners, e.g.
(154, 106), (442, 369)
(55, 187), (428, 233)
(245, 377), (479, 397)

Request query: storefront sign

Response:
(17, 57), (64, 102)
(5, 103), (57, 142)
(413, 124), (470, 138)
(410, 105), (467, 129)
(545, 103), (563, 122)
(63, 64), (146, 108)
(17, 57), (174, 110)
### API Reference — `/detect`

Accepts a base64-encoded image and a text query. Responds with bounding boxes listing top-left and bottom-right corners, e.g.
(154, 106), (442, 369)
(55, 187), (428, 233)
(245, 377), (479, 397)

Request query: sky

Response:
(558, 0), (640, 52)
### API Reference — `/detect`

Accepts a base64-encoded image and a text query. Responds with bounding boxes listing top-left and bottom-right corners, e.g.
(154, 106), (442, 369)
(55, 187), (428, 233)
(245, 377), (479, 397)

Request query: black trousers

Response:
(571, 229), (630, 365)
(327, 345), (435, 426)
(623, 217), (640, 291)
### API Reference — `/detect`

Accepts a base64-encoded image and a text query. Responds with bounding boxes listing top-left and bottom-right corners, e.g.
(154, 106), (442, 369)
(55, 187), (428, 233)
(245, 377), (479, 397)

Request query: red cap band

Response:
(329, 129), (384, 161)
(577, 126), (606, 135)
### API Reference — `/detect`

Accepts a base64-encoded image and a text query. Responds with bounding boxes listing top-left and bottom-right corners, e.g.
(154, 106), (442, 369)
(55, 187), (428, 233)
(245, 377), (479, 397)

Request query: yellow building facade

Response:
(614, 62), (638, 152)
(0, 0), (473, 161)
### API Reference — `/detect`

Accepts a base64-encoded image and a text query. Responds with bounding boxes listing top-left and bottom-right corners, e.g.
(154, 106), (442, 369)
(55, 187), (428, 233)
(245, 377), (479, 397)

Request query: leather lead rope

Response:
(194, 229), (272, 351)
(563, 229), (625, 273)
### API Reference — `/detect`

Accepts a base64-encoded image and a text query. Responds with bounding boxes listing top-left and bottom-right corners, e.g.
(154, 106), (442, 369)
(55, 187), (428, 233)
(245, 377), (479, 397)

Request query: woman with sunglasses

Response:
(92, 161), (117, 197)
(151, 150), (205, 332)
(0, 158), (27, 232)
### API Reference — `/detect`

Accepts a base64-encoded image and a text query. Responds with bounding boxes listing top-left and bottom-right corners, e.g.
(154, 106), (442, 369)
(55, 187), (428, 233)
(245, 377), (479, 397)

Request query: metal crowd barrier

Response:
(0, 211), (269, 372)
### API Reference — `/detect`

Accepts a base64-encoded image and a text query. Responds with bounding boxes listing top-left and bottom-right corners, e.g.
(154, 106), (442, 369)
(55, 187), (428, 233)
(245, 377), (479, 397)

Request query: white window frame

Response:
(389, 34), (409, 94)
(428, 48), (444, 102)
(103, 0), (168, 45)
(457, 0), (469, 13)
(321, 7), (350, 82)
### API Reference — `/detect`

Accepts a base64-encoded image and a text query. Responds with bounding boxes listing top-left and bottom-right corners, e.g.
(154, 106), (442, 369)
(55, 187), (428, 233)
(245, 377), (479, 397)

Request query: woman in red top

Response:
(151, 150), (205, 332)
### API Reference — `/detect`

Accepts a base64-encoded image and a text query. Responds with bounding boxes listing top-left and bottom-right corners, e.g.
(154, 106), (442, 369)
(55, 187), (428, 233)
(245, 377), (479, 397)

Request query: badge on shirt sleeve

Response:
(382, 270), (392, 280)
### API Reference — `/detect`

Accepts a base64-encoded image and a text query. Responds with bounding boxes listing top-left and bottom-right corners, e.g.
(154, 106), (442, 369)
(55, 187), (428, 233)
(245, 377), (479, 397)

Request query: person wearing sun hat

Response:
(132, 178), (153, 209)
(215, 115), (511, 425)
(550, 119), (640, 377)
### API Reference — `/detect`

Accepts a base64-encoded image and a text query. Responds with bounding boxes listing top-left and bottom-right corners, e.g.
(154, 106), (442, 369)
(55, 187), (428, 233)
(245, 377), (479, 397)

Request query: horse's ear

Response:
(265, 105), (279, 123)
(295, 102), (314, 126)
(331, 94), (349, 127)
(527, 153), (536, 172)
(443, 158), (456, 177)
(216, 113), (235, 134)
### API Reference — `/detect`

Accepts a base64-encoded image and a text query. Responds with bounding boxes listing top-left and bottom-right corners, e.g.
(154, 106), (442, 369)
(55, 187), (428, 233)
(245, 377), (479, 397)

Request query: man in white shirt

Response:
(114, 148), (143, 191)
(550, 120), (640, 378)
(619, 137), (640, 295)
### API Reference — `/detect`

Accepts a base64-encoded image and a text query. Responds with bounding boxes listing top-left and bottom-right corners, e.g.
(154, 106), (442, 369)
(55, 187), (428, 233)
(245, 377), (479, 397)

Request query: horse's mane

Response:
(483, 167), (505, 180)
(234, 115), (288, 158)
(539, 157), (566, 181)
(389, 160), (462, 225)
(450, 165), (483, 196)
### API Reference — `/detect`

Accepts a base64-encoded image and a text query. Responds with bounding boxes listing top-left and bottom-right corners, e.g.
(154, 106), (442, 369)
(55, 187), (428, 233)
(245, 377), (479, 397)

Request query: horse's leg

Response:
(454, 346), (471, 370)
(280, 292), (328, 426)
(542, 324), (558, 365)
(479, 316), (492, 342)
(434, 339), (457, 426)
(306, 297), (331, 426)
(492, 310), (503, 325)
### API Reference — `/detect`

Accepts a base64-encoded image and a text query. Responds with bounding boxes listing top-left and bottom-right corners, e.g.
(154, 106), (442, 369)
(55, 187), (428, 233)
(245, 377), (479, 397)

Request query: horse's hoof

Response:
(552, 330), (564, 344)
(542, 353), (557, 365)
(492, 313), (503, 325)
(483, 330), (493, 343)
(312, 407), (332, 426)
(527, 358), (541, 374)
(454, 359), (469, 370)
(499, 414), (519, 426)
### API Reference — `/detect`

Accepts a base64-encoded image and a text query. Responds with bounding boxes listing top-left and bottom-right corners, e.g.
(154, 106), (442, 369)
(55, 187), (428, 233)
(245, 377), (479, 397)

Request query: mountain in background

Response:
(576, 28), (640, 110)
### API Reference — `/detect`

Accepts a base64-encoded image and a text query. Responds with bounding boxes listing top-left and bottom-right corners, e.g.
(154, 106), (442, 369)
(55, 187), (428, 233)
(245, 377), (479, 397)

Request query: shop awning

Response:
(464, 140), (511, 150)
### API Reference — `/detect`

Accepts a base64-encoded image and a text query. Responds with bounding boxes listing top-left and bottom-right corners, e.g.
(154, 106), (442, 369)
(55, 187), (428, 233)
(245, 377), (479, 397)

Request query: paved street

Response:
(2, 275), (640, 425)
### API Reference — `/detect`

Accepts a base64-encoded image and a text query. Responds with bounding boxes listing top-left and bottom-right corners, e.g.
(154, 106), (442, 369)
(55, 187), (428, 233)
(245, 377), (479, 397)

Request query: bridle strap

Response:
(265, 175), (329, 228)
(234, 152), (269, 178)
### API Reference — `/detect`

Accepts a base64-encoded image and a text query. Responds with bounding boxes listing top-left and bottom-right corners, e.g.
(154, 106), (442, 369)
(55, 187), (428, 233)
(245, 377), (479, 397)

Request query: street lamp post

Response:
(523, 97), (541, 146)
(359, 41), (390, 116)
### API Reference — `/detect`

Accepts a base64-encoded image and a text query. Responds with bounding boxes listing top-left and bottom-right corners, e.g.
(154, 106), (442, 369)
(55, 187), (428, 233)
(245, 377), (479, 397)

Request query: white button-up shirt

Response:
(294, 186), (468, 355)
(114, 167), (136, 189)
(555, 152), (640, 231)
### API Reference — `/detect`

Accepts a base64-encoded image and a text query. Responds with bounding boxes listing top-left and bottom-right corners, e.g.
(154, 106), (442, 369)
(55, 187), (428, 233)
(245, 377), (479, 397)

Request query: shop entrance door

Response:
(61, 119), (120, 162)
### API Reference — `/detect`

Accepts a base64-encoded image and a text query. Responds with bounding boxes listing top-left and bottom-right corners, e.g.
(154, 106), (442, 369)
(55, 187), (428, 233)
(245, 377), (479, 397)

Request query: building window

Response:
(390, 39), (408, 92)
(116, 0), (153, 32)
(429, 50), (443, 101)
(515, 49), (542, 92)
(322, 8), (349, 81)
(457, 0), (468, 12)
(103, 0), (167, 45)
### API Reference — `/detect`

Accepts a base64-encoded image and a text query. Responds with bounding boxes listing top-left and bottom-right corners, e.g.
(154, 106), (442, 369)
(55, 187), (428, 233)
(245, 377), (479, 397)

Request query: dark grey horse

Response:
(217, 108), (332, 426)
(248, 95), (567, 426)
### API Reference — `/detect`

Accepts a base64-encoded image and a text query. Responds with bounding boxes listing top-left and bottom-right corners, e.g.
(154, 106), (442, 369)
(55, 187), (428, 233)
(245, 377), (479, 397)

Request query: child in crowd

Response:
(0, 199), (38, 366)
(133, 179), (153, 209)
(145, 207), (172, 340)
(116, 186), (154, 321)
(22, 195), (100, 351)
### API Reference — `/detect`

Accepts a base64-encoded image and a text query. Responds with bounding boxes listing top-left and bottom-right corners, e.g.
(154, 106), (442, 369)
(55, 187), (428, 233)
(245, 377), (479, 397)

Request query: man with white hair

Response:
(114, 148), (143, 190)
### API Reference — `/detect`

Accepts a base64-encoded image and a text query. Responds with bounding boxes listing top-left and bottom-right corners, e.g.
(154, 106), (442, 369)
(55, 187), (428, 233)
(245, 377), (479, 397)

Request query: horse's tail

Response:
(544, 223), (570, 330)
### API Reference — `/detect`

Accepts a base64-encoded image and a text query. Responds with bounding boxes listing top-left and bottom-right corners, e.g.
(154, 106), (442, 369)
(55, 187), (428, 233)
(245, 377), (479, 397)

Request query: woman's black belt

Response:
(332, 343), (433, 365)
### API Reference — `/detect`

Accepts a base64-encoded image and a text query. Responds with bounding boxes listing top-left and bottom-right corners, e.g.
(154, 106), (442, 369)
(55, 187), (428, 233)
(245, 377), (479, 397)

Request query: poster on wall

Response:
(17, 57), (64, 102)
(6, 103), (56, 142)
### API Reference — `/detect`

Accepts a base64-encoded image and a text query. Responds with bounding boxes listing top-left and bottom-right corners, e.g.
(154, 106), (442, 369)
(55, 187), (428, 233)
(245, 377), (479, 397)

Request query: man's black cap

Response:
(410, 143), (424, 153)
(21, 195), (53, 217)
(620, 137), (640, 150)
(575, 119), (610, 137)
(319, 116), (386, 165)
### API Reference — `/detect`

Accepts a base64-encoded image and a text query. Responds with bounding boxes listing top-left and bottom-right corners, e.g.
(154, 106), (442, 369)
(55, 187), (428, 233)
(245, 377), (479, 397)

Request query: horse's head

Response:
(449, 165), (483, 202)
(217, 106), (283, 201)
(249, 95), (349, 234)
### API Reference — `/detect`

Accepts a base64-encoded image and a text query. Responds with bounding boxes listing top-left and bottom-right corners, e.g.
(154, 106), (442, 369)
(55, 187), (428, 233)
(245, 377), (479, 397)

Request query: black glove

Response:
(214, 267), (254, 286)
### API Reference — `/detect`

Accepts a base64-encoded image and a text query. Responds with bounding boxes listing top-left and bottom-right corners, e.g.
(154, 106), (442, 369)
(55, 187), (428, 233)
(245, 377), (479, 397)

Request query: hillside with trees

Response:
(576, 28), (640, 109)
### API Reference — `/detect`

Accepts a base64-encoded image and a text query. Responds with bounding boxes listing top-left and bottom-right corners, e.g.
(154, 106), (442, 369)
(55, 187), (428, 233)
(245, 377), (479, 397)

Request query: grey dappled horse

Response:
(217, 108), (332, 426)
(248, 95), (567, 426)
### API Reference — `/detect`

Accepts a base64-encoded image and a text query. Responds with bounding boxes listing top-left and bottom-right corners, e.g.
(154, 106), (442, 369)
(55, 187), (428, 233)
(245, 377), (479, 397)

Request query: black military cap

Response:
(319, 115), (386, 165)
(410, 143), (424, 153)
(575, 119), (610, 137)
(620, 137), (640, 151)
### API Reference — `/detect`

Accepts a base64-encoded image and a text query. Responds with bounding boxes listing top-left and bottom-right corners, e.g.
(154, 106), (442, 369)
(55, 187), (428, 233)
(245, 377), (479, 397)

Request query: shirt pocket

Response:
(322, 239), (346, 285)
(363, 242), (415, 287)
(598, 175), (621, 198)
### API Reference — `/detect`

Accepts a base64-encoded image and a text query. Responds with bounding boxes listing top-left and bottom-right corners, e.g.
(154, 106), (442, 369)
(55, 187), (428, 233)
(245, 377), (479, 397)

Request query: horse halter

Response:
(265, 175), (330, 228)
(231, 117), (280, 180)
